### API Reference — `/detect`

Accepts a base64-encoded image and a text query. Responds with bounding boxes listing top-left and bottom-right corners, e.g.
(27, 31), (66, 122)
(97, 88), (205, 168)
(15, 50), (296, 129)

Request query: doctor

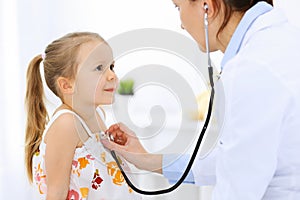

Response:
(102, 0), (300, 199)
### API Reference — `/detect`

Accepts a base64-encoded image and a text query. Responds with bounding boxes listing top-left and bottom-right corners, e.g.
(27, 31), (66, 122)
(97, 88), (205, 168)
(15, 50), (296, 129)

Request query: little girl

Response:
(25, 32), (140, 199)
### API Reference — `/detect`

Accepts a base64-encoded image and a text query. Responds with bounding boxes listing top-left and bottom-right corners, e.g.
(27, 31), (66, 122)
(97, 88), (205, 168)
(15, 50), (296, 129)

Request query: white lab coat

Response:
(191, 6), (300, 200)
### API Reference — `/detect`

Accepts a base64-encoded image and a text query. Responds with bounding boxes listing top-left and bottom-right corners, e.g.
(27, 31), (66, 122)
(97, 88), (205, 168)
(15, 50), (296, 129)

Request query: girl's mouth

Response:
(104, 88), (115, 92)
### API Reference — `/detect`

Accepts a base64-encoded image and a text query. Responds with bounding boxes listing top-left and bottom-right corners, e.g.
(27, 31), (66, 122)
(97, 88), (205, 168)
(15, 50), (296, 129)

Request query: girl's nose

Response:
(106, 68), (116, 81)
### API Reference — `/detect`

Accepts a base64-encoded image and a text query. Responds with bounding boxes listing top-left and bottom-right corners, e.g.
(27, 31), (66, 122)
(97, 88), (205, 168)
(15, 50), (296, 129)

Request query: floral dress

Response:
(32, 109), (141, 200)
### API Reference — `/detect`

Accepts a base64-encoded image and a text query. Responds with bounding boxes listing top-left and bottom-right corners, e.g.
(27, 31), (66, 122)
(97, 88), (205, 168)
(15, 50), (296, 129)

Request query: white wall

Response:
(0, 0), (299, 199)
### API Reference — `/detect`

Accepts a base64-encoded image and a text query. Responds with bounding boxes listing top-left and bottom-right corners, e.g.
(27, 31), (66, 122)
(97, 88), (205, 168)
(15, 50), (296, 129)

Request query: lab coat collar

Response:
(221, 2), (273, 70)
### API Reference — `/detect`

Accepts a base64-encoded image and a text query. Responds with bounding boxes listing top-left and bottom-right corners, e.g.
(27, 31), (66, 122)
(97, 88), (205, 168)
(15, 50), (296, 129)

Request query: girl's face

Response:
(74, 41), (118, 107)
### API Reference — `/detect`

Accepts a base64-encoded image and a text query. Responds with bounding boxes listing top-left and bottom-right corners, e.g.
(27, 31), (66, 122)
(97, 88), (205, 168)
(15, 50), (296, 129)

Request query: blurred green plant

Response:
(117, 79), (134, 95)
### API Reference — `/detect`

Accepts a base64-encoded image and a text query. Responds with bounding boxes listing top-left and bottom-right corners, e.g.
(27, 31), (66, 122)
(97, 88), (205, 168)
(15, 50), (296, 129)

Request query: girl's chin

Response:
(97, 98), (115, 106)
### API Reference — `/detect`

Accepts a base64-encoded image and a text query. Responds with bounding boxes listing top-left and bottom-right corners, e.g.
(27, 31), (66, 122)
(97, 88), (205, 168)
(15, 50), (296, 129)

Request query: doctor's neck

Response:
(210, 0), (273, 53)
(215, 12), (244, 53)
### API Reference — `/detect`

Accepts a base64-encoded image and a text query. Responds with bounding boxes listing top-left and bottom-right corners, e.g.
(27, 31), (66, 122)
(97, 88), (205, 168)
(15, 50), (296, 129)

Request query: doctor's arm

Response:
(101, 123), (197, 184)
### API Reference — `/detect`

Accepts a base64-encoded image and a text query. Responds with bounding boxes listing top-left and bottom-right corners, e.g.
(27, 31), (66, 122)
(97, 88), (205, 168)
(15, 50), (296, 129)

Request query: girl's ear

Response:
(57, 77), (74, 95)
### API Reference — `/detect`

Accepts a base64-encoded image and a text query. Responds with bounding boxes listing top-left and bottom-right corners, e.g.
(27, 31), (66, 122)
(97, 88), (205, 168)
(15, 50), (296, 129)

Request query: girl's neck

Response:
(58, 103), (106, 133)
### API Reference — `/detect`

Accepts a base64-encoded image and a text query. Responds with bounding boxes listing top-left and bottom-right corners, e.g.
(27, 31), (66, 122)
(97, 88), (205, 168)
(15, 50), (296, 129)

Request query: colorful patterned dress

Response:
(32, 109), (141, 200)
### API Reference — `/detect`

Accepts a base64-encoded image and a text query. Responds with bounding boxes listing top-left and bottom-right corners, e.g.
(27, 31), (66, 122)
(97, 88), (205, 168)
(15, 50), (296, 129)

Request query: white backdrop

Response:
(0, 0), (299, 199)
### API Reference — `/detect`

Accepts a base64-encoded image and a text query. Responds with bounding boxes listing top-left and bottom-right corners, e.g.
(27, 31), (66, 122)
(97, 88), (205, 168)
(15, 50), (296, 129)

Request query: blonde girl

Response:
(25, 32), (140, 200)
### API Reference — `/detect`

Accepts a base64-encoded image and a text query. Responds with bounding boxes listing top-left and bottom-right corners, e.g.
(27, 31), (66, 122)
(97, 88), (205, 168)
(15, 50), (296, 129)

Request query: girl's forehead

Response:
(79, 41), (113, 66)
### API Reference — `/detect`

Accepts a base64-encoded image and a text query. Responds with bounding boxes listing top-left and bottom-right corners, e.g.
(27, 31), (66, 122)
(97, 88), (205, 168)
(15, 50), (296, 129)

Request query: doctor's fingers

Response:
(109, 130), (127, 145)
(106, 125), (129, 142)
(101, 138), (126, 152)
(101, 137), (143, 160)
(107, 122), (137, 138)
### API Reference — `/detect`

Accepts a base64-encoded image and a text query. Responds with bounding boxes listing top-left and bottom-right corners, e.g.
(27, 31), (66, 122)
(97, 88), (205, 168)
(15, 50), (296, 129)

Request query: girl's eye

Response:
(110, 63), (115, 72)
(96, 65), (103, 71)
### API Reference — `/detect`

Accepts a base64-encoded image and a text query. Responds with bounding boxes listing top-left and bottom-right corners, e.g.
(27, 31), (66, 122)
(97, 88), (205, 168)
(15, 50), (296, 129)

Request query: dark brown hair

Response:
(215, 0), (273, 36)
(25, 32), (104, 183)
(190, 0), (273, 37)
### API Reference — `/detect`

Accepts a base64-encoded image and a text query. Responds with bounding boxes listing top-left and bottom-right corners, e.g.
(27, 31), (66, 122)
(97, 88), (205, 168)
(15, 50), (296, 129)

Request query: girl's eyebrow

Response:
(92, 59), (114, 65)
(105, 60), (115, 66)
(100, 60), (115, 69)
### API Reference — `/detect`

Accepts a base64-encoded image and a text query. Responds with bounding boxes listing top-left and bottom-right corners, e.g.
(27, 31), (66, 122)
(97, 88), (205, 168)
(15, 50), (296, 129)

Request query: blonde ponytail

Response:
(25, 55), (49, 183)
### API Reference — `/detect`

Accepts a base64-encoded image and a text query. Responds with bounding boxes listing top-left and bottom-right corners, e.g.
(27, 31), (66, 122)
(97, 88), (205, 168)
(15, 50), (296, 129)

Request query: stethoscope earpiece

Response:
(203, 3), (209, 12)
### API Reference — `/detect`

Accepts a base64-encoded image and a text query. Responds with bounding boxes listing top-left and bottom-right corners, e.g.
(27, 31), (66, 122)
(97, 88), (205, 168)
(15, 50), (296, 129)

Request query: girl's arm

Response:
(44, 113), (81, 200)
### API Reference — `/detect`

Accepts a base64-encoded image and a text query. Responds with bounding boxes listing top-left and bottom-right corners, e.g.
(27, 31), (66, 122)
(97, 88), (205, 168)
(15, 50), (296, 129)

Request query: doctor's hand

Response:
(101, 123), (163, 174)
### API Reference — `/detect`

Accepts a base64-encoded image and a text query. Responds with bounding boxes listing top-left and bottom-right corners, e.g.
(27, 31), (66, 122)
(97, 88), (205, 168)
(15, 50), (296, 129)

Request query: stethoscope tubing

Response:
(111, 6), (215, 195)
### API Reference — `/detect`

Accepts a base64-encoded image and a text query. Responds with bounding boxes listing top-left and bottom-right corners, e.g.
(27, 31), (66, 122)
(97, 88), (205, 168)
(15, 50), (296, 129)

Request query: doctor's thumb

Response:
(101, 139), (124, 154)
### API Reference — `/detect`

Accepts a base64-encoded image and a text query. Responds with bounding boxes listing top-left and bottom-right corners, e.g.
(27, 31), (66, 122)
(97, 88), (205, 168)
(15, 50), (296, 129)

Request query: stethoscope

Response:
(110, 4), (215, 195)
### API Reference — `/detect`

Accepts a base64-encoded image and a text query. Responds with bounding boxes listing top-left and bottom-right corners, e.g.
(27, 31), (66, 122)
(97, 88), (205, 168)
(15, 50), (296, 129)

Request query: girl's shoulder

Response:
(43, 109), (84, 146)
